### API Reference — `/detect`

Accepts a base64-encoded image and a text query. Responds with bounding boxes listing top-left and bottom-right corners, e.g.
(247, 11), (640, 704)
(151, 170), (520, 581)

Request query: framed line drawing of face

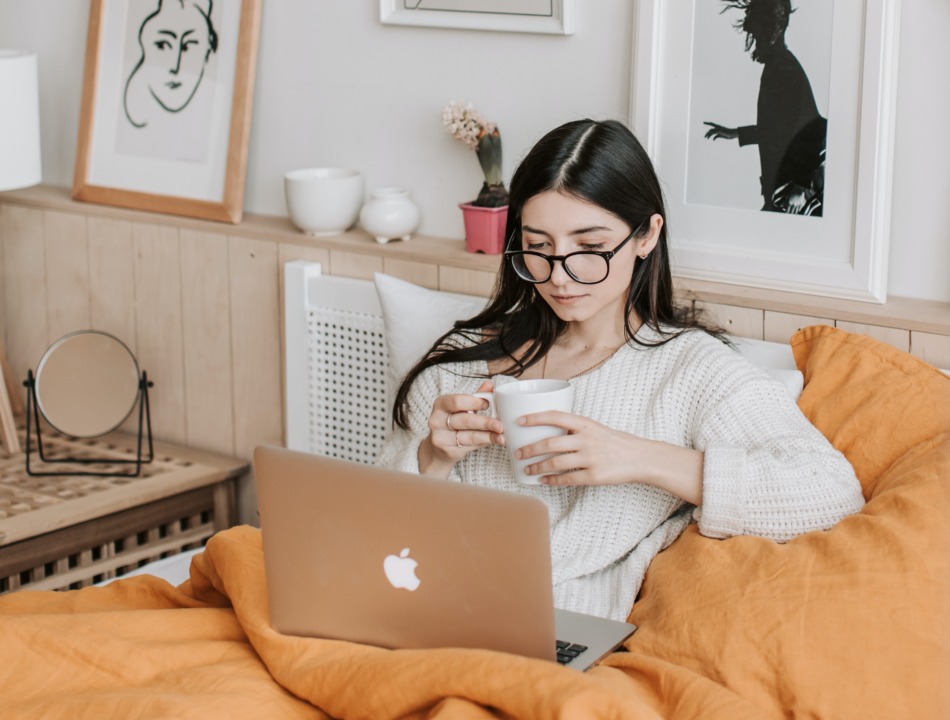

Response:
(630, 0), (900, 303)
(124, 0), (219, 126)
(74, 0), (262, 223)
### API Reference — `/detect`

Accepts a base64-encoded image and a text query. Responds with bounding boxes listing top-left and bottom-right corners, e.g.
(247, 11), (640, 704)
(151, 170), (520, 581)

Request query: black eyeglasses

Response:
(504, 222), (645, 285)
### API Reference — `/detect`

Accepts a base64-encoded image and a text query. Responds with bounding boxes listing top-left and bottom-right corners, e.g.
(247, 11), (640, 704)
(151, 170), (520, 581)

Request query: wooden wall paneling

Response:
(329, 249), (384, 279)
(87, 216), (137, 354)
(180, 229), (235, 456)
(764, 311), (834, 344)
(910, 331), (950, 371)
(438, 266), (495, 297)
(1, 205), (48, 406)
(228, 235), (282, 457)
(132, 222), (187, 445)
(382, 258), (439, 289)
(0, 206), (5, 355)
(229, 235), (282, 524)
(88, 217), (139, 436)
(0, 208), (17, 451)
(0, 206), (19, 420)
(695, 301), (764, 340)
(835, 321), (910, 352)
(43, 211), (91, 344)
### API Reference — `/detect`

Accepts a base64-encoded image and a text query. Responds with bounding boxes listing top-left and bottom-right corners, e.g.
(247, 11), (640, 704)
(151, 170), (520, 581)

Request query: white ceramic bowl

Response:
(284, 168), (363, 236)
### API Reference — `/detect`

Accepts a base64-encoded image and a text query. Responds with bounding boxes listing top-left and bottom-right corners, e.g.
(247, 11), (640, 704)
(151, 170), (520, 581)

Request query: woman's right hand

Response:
(418, 380), (505, 477)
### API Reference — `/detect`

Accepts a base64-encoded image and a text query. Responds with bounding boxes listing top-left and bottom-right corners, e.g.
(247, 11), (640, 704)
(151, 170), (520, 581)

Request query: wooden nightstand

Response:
(0, 420), (248, 592)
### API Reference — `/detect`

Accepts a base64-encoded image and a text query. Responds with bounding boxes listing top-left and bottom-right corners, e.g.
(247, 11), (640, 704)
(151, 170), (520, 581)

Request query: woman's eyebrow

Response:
(158, 30), (178, 39)
(522, 225), (613, 236)
(521, 225), (550, 237)
(569, 225), (612, 235)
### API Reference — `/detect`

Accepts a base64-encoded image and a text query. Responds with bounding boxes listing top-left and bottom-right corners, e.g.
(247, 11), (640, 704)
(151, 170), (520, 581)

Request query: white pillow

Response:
(731, 336), (804, 401)
(373, 273), (487, 382)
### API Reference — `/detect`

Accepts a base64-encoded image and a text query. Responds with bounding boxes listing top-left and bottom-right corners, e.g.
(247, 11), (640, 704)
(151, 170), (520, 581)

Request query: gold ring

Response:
(446, 413), (455, 431)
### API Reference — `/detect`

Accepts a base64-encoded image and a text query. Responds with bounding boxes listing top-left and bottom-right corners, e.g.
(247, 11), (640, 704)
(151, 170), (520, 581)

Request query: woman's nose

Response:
(548, 259), (572, 286)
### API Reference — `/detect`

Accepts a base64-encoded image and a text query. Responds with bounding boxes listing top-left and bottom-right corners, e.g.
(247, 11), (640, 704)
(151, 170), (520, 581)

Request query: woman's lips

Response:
(549, 293), (586, 304)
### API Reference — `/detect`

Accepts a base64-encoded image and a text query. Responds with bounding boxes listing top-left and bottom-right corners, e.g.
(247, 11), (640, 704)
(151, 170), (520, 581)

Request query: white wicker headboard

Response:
(283, 261), (390, 464)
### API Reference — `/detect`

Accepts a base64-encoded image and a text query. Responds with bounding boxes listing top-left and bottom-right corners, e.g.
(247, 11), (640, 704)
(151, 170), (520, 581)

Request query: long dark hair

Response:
(393, 119), (721, 430)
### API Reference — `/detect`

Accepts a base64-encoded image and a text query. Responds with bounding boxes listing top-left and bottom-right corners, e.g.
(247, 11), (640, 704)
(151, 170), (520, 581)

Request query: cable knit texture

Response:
(376, 327), (864, 620)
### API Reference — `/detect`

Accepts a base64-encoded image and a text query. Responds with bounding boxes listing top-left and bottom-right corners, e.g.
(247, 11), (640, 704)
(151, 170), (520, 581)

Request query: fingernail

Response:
(514, 449), (522, 459)
(517, 417), (526, 426)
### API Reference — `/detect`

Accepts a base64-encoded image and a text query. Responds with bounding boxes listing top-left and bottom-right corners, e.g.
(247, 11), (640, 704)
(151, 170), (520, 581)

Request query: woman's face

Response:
(140, 2), (212, 112)
(519, 190), (656, 327)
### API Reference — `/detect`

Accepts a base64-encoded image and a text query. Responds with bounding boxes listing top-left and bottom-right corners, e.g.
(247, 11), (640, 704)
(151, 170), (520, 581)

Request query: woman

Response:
(377, 119), (863, 621)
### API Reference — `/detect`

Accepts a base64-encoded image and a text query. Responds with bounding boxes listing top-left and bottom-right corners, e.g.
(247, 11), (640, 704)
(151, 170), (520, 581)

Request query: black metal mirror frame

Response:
(22, 331), (155, 477)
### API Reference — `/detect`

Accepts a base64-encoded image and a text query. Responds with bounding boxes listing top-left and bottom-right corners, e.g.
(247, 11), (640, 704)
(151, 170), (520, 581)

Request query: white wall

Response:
(1, 0), (946, 303)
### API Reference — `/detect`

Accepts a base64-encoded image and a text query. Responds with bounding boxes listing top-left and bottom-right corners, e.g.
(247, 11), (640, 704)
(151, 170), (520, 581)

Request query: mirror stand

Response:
(23, 370), (155, 477)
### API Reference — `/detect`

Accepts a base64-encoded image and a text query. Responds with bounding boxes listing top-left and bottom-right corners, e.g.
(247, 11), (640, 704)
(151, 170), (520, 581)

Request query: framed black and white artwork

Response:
(380, 0), (575, 35)
(73, 0), (262, 223)
(631, 0), (900, 302)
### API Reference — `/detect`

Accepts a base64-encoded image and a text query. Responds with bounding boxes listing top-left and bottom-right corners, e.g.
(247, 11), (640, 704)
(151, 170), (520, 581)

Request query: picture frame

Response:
(630, 0), (900, 303)
(380, 0), (575, 35)
(73, 0), (262, 224)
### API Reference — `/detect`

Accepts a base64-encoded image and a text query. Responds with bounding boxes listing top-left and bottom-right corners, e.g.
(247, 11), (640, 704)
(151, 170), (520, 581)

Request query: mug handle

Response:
(472, 391), (496, 418)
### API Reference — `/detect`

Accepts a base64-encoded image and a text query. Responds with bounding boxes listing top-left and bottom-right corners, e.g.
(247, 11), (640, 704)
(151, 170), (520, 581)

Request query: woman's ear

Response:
(636, 214), (663, 257)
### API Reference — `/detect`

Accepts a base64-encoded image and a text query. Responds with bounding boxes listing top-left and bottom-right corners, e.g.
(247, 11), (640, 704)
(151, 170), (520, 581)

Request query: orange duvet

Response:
(1, 327), (947, 719)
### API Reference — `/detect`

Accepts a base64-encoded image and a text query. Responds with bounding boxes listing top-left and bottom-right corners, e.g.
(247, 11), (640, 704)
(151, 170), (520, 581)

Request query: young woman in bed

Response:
(377, 119), (864, 621)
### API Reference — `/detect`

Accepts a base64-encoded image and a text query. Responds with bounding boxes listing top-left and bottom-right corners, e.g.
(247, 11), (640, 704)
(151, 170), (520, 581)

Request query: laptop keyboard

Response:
(555, 640), (588, 665)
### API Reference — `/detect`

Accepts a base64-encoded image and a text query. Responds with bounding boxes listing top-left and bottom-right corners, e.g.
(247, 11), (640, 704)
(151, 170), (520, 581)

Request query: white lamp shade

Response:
(0, 50), (41, 191)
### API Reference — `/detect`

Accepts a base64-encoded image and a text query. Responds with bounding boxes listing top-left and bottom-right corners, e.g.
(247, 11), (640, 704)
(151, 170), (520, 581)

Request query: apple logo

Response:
(383, 547), (421, 591)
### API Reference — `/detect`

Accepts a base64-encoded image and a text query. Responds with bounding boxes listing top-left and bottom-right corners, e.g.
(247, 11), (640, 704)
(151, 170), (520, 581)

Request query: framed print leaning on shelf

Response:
(73, 0), (262, 224)
(380, 0), (575, 35)
(630, 0), (900, 303)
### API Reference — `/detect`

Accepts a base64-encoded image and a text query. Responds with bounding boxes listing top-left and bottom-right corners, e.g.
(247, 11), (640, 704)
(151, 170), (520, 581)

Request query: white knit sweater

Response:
(376, 327), (864, 621)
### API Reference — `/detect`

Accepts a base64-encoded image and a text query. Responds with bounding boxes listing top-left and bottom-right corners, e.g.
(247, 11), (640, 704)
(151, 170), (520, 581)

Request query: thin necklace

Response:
(541, 343), (625, 381)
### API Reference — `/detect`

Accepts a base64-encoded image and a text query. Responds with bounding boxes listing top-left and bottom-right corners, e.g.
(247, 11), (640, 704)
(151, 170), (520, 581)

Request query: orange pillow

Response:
(625, 326), (950, 719)
(792, 325), (950, 495)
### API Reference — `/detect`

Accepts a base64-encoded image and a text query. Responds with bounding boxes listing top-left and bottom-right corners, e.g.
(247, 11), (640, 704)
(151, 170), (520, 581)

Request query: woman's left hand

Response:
(514, 411), (645, 486)
(515, 411), (705, 504)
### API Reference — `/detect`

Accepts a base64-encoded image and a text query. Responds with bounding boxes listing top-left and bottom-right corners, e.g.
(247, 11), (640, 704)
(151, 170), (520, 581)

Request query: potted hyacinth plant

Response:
(441, 101), (509, 254)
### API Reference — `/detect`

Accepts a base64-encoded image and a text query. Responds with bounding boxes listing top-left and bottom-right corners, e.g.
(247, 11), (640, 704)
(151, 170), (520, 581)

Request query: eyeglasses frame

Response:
(503, 220), (647, 285)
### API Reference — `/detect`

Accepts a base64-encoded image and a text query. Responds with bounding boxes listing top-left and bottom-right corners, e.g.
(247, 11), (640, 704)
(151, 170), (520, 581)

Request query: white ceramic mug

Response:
(474, 379), (573, 484)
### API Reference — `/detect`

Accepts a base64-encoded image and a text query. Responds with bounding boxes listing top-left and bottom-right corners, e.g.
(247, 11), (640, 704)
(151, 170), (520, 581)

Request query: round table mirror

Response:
(35, 330), (141, 438)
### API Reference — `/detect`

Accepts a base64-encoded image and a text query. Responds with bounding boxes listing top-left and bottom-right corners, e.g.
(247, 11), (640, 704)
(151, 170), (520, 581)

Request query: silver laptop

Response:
(253, 445), (636, 671)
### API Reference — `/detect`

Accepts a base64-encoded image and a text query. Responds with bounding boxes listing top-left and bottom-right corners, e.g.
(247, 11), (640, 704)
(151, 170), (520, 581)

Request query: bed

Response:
(1, 260), (947, 719)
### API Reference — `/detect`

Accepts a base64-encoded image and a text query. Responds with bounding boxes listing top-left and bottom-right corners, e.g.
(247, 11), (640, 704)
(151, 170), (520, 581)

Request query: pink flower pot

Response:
(459, 203), (508, 255)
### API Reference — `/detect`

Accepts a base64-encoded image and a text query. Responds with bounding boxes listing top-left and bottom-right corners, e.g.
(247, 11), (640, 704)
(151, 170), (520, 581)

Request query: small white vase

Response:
(359, 187), (421, 244)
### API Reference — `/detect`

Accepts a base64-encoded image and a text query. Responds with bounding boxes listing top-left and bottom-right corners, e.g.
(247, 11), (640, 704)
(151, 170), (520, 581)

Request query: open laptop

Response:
(253, 445), (636, 671)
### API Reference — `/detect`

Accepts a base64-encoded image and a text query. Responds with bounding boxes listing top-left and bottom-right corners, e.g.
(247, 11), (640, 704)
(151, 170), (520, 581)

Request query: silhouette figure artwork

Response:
(117, 0), (219, 164)
(703, 0), (827, 216)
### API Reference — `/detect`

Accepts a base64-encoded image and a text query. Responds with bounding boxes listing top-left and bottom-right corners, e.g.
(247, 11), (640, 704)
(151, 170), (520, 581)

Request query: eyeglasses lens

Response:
(512, 252), (610, 284)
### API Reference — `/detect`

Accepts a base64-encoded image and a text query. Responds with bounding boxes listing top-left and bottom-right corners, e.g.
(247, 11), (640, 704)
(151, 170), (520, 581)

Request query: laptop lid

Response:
(254, 445), (558, 662)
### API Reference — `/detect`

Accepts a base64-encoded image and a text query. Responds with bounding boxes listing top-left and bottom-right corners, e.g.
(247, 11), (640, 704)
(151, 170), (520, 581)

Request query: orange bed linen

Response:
(0, 326), (947, 719)
(0, 526), (667, 719)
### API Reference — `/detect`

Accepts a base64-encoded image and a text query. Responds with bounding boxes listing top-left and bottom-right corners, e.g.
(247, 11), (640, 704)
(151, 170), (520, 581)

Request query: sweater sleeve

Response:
(375, 365), (463, 481)
(689, 350), (865, 541)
